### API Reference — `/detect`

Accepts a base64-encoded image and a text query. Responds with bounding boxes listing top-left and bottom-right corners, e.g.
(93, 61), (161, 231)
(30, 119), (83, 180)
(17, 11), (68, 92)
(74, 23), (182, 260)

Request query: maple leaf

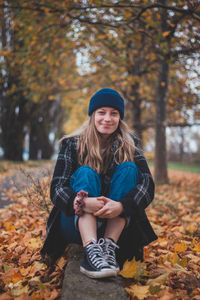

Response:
(119, 258), (147, 279)
(125, 284), (149, 300)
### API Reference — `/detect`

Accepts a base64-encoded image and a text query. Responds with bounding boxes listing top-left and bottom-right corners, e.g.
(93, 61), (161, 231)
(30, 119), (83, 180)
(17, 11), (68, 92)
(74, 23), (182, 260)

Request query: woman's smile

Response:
(94, 107), (120, 137)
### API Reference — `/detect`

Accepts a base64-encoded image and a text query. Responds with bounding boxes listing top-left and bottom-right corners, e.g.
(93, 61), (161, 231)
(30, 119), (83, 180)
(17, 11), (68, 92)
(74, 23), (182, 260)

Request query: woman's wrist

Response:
(117, 202), (123, 214)
(74, 190), (88, 216)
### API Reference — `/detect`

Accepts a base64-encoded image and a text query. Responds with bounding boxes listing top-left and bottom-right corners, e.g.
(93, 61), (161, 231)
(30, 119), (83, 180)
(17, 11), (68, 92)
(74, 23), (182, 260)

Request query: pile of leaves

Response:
(119, 170), (200, 299)
(0, 170), (67, 299)
(0, 168), (200, 299)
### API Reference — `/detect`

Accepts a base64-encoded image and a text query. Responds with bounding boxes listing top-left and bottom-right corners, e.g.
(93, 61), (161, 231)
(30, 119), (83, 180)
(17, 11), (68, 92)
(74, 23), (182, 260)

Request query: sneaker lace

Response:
(99, 238), (119, 265)
(86, 239), (109, 269)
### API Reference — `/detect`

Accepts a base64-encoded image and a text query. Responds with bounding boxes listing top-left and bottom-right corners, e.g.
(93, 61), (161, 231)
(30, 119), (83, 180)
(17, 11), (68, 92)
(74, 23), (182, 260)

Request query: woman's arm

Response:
(119, 144), (155, 217)
(50, 138), (77, 216)
(94, 196), (123, 218)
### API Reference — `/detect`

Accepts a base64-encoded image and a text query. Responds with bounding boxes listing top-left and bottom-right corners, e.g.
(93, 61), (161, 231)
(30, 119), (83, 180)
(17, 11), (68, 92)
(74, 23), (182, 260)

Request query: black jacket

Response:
(41, 136), (157, 267)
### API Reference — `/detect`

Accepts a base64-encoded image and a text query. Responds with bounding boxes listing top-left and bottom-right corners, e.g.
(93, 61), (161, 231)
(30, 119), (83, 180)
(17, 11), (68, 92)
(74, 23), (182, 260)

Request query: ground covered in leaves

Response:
(0, 168), (200, 299)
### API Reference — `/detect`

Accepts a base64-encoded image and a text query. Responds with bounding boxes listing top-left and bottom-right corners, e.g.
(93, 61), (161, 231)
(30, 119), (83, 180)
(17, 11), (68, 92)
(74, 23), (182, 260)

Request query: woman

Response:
(41, 88), (157, 279)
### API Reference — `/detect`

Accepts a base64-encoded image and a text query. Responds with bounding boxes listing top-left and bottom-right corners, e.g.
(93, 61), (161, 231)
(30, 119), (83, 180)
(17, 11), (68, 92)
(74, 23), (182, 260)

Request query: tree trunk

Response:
(154, 56), (169, 183)
(128, 97), (143, 142)
(154, 0), (170, 184)
(29, 101), (55, 160)
(1, 98), (26, 161)
(0, 4), (27, 161)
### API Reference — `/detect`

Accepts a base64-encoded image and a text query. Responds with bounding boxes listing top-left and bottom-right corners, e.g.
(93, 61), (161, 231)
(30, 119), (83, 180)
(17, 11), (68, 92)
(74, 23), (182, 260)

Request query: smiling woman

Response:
(41, 88), (157, 279)
(94, 107), (120, 138)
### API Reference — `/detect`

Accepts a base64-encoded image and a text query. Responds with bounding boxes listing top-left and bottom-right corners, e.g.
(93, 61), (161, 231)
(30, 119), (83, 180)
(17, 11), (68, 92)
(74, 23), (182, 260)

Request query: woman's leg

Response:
(78, 213), (97, 246)
(105, 161), (141, 241)
(60, 166), (101, 245)
(70, 166), (102, 245)
(70, 166), (116, 278)
(104, 217), (126, 243)
(101, 162), (141, 271)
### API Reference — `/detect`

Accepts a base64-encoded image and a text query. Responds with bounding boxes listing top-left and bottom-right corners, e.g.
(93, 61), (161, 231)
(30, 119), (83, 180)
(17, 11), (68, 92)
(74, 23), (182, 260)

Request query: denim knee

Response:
(109, 161), (141, 201)
(70, 166), (101, 196)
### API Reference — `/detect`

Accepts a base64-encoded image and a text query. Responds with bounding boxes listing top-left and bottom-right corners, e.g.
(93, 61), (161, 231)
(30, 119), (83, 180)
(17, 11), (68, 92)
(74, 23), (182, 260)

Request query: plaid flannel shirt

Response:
(50, 135), (155, 218)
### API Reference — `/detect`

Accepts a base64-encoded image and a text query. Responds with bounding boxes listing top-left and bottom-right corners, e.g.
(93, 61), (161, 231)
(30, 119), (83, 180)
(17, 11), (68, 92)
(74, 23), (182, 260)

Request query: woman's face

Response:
(94, 107), (120, 138)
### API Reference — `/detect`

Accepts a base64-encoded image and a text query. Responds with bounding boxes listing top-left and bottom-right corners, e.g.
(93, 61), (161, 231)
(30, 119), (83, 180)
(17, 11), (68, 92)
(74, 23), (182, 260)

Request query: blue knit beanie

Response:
(88, 88), (124, 119)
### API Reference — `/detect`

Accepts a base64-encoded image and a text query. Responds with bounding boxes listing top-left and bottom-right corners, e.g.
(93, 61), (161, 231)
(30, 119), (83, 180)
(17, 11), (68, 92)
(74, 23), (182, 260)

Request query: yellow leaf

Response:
(147, 272), (169, 286)
(126, 284), (149, 300)
(57, 256), (67, 269)
(11, 285), (29, 297)
(4, 221), (16, 231)
(170, 252), (179, 265)
(119, 258), (146, 279)
(174, 242), (187, 252)
(192, 244), (200, 252)
(24, 238), (42, 250)
(162, 31), (170, 37)
(173, 263), (189, 273)
(119, 259), (138, 278)
(2, 264), (12, 272)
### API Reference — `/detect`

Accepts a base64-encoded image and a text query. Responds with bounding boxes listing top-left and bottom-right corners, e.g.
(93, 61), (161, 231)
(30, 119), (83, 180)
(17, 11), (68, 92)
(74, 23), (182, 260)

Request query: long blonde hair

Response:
(61, 113), (136, 174)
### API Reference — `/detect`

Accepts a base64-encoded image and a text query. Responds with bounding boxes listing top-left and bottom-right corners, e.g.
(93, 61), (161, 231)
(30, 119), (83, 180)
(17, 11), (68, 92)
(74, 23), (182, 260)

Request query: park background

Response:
(0, 1), (200, 299)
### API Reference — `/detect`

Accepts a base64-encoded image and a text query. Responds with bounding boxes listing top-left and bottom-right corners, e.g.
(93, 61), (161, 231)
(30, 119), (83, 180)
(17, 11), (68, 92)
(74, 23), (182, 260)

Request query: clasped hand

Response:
(84, 196), (123, 219)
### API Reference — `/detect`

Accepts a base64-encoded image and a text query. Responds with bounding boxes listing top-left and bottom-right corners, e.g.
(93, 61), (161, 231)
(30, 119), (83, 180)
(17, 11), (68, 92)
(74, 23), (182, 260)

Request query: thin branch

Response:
(167, 123), (200, 127)
(171, 46), (200, 58)
(1, 1), (199, 25)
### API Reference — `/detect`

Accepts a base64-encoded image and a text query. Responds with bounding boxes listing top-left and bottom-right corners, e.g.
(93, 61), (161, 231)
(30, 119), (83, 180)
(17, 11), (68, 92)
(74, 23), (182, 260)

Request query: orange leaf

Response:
(4, 222), (16, 231)
(162, 31), (170, 37)
(174, 242), (187, 252)
(192, 244), (200, 252)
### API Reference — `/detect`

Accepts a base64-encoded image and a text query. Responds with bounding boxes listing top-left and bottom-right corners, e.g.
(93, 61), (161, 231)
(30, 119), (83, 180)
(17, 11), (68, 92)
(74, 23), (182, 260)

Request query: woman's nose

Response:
(104, 113), (111, 121)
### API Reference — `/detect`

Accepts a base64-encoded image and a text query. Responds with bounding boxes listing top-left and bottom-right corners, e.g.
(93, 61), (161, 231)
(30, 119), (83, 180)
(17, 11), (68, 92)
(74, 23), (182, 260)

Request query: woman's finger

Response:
(94, 206), (107, 216)
(97, 196), (109, 203)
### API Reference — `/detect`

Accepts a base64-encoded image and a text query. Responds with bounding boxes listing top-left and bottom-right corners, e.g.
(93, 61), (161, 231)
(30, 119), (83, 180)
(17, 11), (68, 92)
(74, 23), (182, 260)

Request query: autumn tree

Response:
(0, 0), (82, 160)
(0, 0), (199, 183)
(63, 1), (200, 183)
(0, 4), (30, 160)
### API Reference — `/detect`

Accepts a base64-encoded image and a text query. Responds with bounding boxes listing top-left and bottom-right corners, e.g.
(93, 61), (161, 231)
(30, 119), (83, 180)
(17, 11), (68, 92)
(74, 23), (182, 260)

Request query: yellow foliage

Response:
(174, 242), (187, 252)
(119, 257), (147, 279)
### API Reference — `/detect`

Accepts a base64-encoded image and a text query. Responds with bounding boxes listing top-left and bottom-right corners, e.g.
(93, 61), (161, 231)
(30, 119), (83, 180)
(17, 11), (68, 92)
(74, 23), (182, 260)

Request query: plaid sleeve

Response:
(50, 138), (77, 216)
(120, 145), (155, 217)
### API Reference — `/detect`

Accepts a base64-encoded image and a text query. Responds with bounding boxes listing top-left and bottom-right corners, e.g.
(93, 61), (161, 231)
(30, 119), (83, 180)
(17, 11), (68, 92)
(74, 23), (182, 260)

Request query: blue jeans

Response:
(60, 162), (140, 244)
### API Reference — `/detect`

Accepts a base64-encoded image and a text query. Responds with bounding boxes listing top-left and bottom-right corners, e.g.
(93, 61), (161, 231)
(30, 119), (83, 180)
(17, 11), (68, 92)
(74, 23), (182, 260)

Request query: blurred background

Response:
(0, 0), (199, 184)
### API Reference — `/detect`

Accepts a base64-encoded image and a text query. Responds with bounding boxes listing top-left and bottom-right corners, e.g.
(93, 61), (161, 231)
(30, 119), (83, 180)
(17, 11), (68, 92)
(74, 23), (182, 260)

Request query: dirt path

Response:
(0, 163), (54, 208)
